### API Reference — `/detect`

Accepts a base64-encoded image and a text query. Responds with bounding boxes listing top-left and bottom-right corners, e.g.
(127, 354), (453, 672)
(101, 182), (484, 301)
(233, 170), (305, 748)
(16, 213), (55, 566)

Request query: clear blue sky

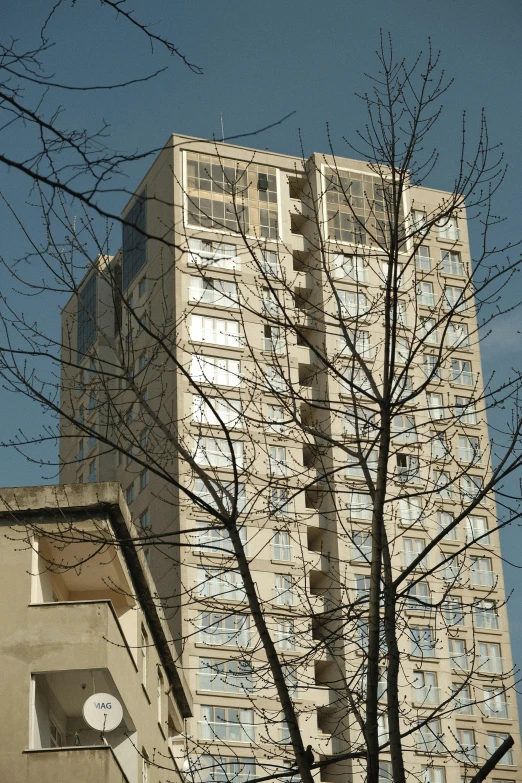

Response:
(1, 0), (522, 691)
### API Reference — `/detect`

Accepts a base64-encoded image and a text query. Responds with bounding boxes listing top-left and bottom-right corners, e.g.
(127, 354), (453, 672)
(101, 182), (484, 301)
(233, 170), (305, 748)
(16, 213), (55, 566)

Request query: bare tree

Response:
(1, 36), (521, 783)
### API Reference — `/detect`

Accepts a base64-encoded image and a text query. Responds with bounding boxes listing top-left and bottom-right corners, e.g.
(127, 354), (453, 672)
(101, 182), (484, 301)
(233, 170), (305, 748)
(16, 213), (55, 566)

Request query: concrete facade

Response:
(0, 482), (191, 783)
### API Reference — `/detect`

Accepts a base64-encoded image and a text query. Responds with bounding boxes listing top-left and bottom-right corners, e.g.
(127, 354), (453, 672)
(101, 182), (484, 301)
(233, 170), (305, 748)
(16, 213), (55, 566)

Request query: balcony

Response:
(478, 656), (505, 675)
(24, 746), (130, 783)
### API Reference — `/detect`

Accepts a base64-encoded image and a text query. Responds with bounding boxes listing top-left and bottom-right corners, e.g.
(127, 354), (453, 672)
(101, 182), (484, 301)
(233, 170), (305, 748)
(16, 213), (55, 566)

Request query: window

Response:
(473, 600), (499, 630)
(437, 216), (459, 241)
(126, 484), (135, 504)
(194, 479), (246, 514)
(404, 538), (427, 569)
(379, 762), (393, 783)
(190, 355), (241, 387)
(268, 487), (292, 517)
(412, 209), (427, 231)
(77, 274), (97, 360)
(431, 430), (448, 459)
(417, 281), (436, 307)
(459, 435), (481, 463)
(351, 530), (371, 562)
(451, 683), (474, 714)
(197, 567), (245, 602)
(189, 276), (239, 308)
(378, 714), (389, 743)
(276, 619), (295, 650)
(192, 396), (243, 428)
(141, 625), (148, 689)
(412, 671), (439, 704)
(484, 688), (508, 719)
(347, 448), (378, 480)
(478, 642), (503, 674)
(470, 556), (494, 587)
(410, 626), (437, 657)
(449, 639), (469, 670)
(199, 658), (253, 694)
(395, 454), (420, 483)
(433, 470), (452, 499)
(87, 460), (97, 483)
(267, 404), (286, 434)
(427, 392), (445, 420)
(437, 511), (457, 540)
(420, 317), (440, 344)
(261, 250), (279, 276)
(265, 365), (286, 393)
(188, 238), (239, 271)
(197, 612), (250, 647)
(416, 719), (443, 753)
(447, 322), (470, 348)
(186, 153), (277, 238)
(451, 359), (474, 386)
(194, 520), (246, 554)
(262, 287), (282, 317)
(423, 768), (445, 783)
(443, 596), (465, 626)
(395, 336), (410, 364)
(466, 515), (489, 544)
(390, 298), (408, 327)
(455, 395), (477, 425)
(340, 366), (373, 395)
(415, 245), (432, 271)
(190, 316), (241, 347)
(141, 749), (149, 783)
(274, 574), (295, 606)
(347, 491), (373, 521)
(339, 328), (372, 359)
(269, 446), (288, 476)
(422, 354), (443, 381)
(354, 574), (371, 600)
(199, 755), (256, 783)
(140, 470), (149, 491)
(487, 734), (514, 766)
(444, 285), (467, 313)
(200, 706), (255, 743)
(332, 252), (368, 282)
(122, 192), (146, 290)
(139, 509), (150, 530)
(326, 170), (401, 245)
(264, 325), (284, 354)
(441, 250), (465, 275)
(441, 551), (463, 583)
(406, 582), (431, 611)
(194, 437), (244, 469)
(157, 669), (165, 727)
(49, 717), (64, 748)
(456, 729), (477, 764)
(273, 531), (293, 561)
(392, 414), (417, 443)
(344, 407), (378, 438)
(461, 474), (483, 503)
(337, 289), (369, 319)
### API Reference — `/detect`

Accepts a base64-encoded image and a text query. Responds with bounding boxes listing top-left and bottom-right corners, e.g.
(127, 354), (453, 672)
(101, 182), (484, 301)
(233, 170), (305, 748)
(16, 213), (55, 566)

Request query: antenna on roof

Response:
(220, 112), (225, 143)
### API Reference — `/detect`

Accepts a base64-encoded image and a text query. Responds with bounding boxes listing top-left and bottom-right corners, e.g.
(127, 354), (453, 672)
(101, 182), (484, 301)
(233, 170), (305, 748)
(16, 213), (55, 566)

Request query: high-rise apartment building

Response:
(60, 135), (521, 783)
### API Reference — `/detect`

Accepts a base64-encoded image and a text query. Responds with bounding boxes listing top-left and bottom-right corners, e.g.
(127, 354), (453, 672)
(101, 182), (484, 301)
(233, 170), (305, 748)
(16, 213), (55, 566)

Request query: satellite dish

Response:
(83, 693), (123, 732)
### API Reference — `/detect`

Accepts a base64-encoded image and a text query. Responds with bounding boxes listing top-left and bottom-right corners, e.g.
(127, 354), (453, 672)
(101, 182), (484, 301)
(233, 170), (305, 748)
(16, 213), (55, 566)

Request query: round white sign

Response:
(83, 693), (123, 732)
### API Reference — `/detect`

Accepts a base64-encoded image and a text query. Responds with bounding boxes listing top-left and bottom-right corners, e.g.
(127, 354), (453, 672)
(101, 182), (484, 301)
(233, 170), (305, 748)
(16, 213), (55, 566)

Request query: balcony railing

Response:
(478, 656), (505, 674)
(417, 292), (436, 307)
(484, 701), (508, 719)
(412, 686), (441, 705)
(189, 286), (239, 308)
(452, 371), (475, 387)
(199, 721), (256, 743)
(188, 249), (240, 271)
(415, 254), (433, 272)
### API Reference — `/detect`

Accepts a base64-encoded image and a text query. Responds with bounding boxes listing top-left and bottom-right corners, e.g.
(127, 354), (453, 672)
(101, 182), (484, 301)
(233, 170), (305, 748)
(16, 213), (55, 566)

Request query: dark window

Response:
(258, 173), (269, 192)
(77, 274), (97, 360)
(122, 191), (146, 290)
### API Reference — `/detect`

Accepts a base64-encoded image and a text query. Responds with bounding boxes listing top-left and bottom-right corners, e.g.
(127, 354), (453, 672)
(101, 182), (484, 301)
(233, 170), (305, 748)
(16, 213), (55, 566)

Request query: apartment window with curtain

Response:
(190, 354), (241, 387)
(197, 612), (251, 647)
(273, 531), (293, 561)
(200, 706), (255, 743)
